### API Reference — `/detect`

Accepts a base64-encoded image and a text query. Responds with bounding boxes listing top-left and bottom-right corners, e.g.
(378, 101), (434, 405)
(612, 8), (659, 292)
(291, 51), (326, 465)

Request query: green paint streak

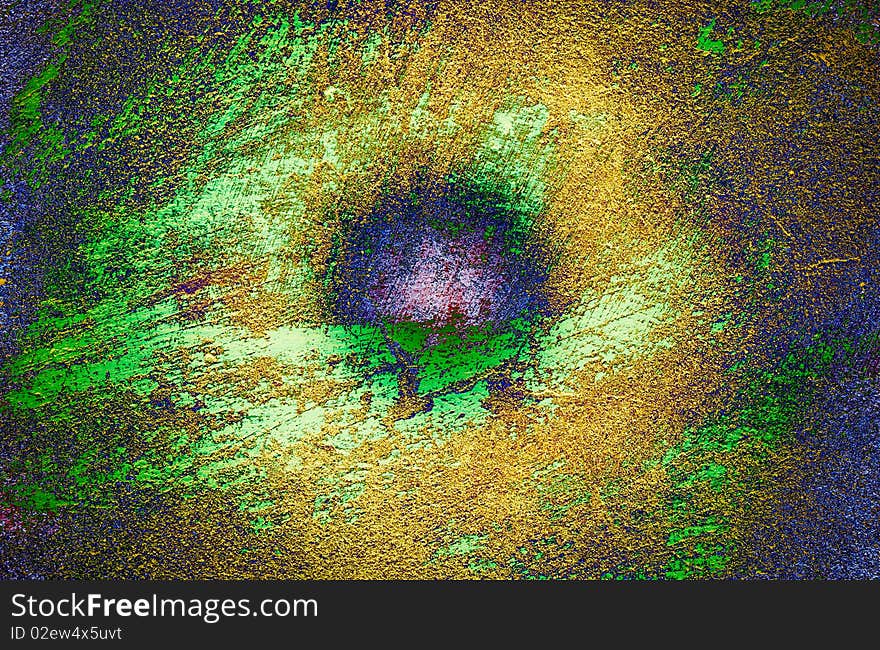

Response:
(4, 0), (101, 174)
(752, 0), (879, 44)
(657, 339), (841, 578)
(439, 534), (487, 557)
(696, 19), (725, 55)
(667, 519), (723, 546)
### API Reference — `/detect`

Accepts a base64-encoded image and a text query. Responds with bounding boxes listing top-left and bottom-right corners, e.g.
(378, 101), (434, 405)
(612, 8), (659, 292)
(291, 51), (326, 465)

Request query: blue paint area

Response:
(330, 172), (556, 332)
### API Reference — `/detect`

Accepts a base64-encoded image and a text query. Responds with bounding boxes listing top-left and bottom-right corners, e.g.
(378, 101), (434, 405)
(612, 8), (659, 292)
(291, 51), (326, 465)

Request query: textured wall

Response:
(1, 0), (878, 579)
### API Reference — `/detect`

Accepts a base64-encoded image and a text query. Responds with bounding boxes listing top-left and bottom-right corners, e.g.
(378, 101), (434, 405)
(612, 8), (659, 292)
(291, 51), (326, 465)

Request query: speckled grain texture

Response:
(1, 0), (878, 579)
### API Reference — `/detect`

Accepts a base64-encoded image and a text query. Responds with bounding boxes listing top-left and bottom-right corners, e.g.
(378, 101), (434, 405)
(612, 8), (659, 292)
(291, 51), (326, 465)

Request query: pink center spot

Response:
(369, 229), (508, 327)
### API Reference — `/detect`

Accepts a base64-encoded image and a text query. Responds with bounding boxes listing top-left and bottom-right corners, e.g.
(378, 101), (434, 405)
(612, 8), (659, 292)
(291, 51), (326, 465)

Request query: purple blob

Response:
(331, 178), (552, 332)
